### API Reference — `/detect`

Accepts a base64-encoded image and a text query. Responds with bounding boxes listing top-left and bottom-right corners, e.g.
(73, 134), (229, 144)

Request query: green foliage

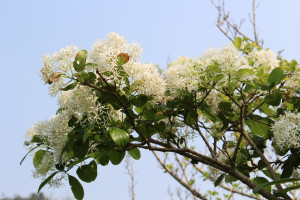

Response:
(76, 160), (98, 182)
(33, 150), (47, 169)
(23, 36), (300, 200)
(73, 50), (88, 72)
(109, 150), (125, 165)
(246, 118), (270, 138)
(109, 127), (130, 146)
(264, 92), (282, 106)
(253, 178), (300, 194)
(68, 175), (84, 200)
(253, 177), (271, 192)
(38, 171), (59, 193)
(268, 67), (285, 85)
(128, 148), (141, 160)
(61, 82), (78, 91)
(233, 37), (242, 49)
(214, 173), (225, 186)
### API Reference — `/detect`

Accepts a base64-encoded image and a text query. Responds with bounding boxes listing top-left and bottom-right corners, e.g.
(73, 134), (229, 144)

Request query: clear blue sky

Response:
(1, 0), (300, 199)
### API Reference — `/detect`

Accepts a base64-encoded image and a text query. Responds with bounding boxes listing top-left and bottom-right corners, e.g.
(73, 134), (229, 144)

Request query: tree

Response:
(21, 1), (300, 200)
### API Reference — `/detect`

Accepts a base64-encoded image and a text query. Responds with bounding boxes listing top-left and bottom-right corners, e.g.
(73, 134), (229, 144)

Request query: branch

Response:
(125, 157), (136, 200)
(193, 164), (264, 200)
(153, 151), (208, 200)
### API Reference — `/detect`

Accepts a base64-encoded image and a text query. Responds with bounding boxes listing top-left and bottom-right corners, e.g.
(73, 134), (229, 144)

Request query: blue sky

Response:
(1, 0), (300, 199)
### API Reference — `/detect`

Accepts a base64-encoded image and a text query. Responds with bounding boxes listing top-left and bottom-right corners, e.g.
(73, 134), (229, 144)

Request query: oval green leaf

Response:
(264, 92), (282, 106)
(68, 175), (84, 200)
(128, 148), (141, 160)
(246, 120), (270, 138)
(109, 150), (125, 165)
(109, 127), (129, 146)
(268, 67), (285, 84)
(76, 160), (98, 183)
(73, 50), (88, 72)
(33, 150), (47, 169)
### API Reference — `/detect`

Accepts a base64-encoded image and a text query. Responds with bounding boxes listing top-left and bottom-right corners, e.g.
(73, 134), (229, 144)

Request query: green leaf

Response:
(253, 177), (271, 192)
(61, 82), (78, 91)
(67, 157), (89, 170)
(73, 139), (89, 159)
(244, 82), (256, 92)
(234, 37), (242, 49)
(85, 72), (96, 84)
(73, 50), (88, 72)
(273, 185), (300, 196)
(20, 146), (38, 165)
(259, 104), (276, 117)
(281, 166), (294, 179)
(214, 173), (225, 186)
(128, 148), (141, 160)
(134, 106), (143, 114)
(31, 135), (43, 143)
(109, 150), (125, 165)
(246, 120), (270, 138)
(76, 160), (98, 183)
(68, 175), (84, 200)
(38, 171), (59, 193)
(237, 69), (255, 76)
(133, 94), (149, 107)
(268, 67), (285, 85)
(211, 74), (224, 82)
(264, 92), (282, 106)
(33, 150), (47, 169)
(98, 154), (109, 166)
(109, 127), (129, 146)
(253, 178), (300, 193)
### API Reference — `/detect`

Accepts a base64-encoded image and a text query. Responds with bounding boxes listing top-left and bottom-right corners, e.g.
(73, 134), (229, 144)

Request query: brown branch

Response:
(174, 154), (198, 200)
(125, 157), (136, 200)
(193, 164), (264, 200)
(252, 0), (259, 45)
(153, 151), (208, 200)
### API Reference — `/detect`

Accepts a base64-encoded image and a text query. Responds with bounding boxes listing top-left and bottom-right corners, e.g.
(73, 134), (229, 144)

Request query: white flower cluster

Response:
(164, 44), (250, 98)
(89, 32), (142, 77)
(41, 45), (79, 96)
(124, 62), (166, 100)
(271, 111), (300, 150)
(164, 56), (198, 97)
(89, 33), (166, 100)
(58, 85), (105, 123)
(26, 111), (72, 172)
(248, 49), (280, 73)
(285, 71), (300, 89)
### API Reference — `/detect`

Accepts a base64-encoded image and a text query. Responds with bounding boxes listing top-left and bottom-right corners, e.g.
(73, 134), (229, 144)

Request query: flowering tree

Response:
(21, 31), (300, 200)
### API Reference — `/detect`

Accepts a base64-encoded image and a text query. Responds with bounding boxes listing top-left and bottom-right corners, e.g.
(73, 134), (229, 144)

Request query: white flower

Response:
(26, 111), (72, 164)
(57, 85), (105, 123)
(248, 49), (280, 73)
(285, 71), (300, 89)
(164, 44), (250, 97)
(164, 56), (198, 97)
(204, 89), (221, 114)
(125, 62), (166, 100)
(89, 32), (142, 80)
(271, 111), (300, 150)
(40, 45), (79, 96)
